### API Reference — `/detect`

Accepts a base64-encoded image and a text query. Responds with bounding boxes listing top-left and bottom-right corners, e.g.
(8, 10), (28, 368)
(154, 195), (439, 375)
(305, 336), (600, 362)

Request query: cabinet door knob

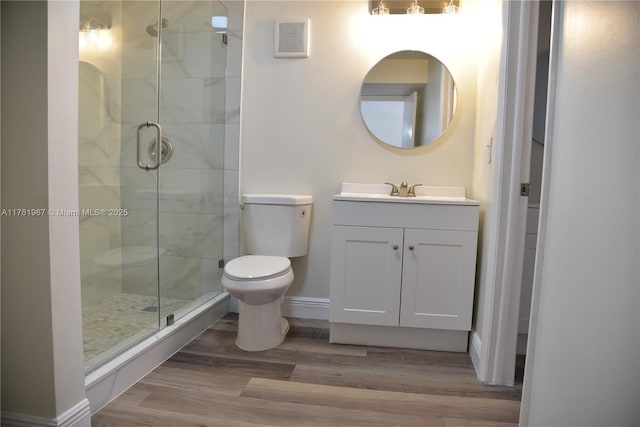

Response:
(393, 244), (399, 250)
(408, 245), (415, 251)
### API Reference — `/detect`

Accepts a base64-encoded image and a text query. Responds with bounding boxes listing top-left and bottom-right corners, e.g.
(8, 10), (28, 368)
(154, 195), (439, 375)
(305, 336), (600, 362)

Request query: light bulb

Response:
(407, 0), (424, 15)
(372, 1), (389, 15)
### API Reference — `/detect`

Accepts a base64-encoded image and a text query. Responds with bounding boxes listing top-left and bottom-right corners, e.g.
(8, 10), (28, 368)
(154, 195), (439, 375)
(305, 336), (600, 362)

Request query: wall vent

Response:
(274, 20), (310, 58)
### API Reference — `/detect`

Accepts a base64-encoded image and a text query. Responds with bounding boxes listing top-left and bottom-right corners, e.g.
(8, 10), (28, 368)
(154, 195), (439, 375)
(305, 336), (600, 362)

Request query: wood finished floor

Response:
(92, 314), (522, 426)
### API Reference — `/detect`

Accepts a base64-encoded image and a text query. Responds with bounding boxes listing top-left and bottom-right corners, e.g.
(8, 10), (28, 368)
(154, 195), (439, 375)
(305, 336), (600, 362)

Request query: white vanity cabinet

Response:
(329, 184), (479, 352)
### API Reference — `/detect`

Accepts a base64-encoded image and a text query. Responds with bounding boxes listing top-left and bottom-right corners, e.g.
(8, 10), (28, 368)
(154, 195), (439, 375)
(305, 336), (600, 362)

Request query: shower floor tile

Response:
(82, 293), (189, 368)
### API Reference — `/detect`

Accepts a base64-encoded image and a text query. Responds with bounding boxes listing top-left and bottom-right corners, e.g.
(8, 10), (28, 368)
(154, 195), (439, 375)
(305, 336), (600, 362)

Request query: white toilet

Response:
(222, 194), (313, 351)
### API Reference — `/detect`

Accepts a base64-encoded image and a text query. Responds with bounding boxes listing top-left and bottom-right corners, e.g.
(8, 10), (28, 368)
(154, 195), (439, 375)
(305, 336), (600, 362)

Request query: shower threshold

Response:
(83, 293), (191, 370)
(84, 291), (229, 414)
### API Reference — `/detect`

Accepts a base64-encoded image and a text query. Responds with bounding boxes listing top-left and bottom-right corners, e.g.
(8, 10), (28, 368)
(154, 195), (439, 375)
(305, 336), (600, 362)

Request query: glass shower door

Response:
(155, 1), (227, 325)
(79, 0), (163, 370)
(79, 0), (227, 372)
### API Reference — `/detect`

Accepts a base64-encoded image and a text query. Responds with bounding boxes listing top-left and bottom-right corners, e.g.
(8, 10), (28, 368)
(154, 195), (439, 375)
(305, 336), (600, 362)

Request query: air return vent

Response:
(274, 20), (310, 58)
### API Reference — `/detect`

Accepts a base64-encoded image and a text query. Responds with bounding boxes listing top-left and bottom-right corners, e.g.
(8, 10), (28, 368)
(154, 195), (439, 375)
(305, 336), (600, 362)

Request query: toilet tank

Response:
(241, 194), (313, 257)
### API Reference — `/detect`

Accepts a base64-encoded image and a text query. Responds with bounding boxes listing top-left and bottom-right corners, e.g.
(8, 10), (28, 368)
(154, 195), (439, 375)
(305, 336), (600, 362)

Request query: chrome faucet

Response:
(385, 182), (423, 197)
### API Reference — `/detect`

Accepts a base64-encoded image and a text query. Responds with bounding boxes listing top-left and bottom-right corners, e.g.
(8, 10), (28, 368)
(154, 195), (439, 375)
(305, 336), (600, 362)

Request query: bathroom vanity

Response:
(329, 183), (479, 352)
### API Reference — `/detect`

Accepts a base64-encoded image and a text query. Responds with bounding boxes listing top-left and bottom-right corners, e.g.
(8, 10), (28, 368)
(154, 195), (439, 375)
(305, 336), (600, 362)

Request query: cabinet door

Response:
(330, 225), (404, 326)
(400, 228), (477, 330)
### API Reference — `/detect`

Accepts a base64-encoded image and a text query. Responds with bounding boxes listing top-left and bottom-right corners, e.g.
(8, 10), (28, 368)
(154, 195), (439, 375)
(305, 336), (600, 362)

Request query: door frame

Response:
(475, 0), (541, 386)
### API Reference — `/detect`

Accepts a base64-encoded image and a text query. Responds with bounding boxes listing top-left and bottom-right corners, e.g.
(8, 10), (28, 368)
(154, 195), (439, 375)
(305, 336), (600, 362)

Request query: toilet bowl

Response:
(222, 255), (293, 351)
(221, 193), (313, 351)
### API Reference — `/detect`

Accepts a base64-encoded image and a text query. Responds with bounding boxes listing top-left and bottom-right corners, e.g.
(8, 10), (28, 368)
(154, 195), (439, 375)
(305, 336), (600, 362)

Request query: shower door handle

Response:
(137, 121), (163, 170)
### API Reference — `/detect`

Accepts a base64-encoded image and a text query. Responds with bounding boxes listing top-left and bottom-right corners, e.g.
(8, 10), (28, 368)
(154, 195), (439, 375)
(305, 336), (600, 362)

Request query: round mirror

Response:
(360, 51), (457, 148)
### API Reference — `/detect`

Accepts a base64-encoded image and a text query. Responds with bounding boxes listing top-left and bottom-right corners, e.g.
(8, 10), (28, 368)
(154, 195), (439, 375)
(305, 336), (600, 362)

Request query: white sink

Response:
(334, 183), (479, 205)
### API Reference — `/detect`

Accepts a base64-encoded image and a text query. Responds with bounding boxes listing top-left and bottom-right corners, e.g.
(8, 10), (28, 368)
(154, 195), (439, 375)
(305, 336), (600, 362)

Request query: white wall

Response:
(1, 1), (90, 424)
(469, 0), (502, 360)
(241, 0), (482, 298)
(522, 1), (640, 425)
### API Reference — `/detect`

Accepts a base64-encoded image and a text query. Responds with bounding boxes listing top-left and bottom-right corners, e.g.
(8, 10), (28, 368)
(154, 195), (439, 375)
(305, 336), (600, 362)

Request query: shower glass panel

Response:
(78, 0), (226, 372)
(156, 1), (227, 325)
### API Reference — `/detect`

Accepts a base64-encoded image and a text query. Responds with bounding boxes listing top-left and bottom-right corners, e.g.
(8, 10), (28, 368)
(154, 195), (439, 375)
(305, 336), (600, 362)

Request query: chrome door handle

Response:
(137, 121), (163, 170)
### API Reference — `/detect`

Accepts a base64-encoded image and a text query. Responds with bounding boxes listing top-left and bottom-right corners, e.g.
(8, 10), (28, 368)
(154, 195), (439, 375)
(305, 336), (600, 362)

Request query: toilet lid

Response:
(224, 255), (291, 280)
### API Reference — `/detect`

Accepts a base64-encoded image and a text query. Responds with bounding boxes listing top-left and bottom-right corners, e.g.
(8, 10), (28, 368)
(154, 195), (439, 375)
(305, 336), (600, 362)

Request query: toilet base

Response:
(236, 299), (290, 351)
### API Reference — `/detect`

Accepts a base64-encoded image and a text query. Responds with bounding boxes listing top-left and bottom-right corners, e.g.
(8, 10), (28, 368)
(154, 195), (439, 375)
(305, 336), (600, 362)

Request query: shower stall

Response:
(78, 0), (230, 372)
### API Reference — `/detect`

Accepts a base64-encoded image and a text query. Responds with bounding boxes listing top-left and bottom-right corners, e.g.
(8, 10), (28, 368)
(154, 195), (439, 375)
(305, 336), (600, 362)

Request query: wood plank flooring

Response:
(92, 314), (522, 426)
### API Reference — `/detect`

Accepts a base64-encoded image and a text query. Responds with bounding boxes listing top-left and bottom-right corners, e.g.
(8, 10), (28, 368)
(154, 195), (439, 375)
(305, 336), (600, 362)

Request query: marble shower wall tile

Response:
(120, 1), (159, 81)
(79, 118), (111, 167)
(79, 166), (121, 187)
(78, 8), (125, 309)
(161, 123), (225, 170)
(223, 169), (240, 260)
(201, 169), (225, 214)
(157, 255), (202, 299)
(158, 168), (204, 214)
(225, 29), (244, 78)
(80, 259), (123, 306)
(120, 79), (158, 125)
(224, 76), (241, 124)
(78, 0), (243, 304)
(161, 30), (227, 79)
(79, 215), (121, 263)
(121, 210), (157, 251)
(158, 211), (223, 260)
(224, 123), (240, 170)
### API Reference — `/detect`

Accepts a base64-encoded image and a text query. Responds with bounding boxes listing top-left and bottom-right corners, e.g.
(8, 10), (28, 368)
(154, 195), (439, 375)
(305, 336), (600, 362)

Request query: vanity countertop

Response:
(333, 183), (479, 206)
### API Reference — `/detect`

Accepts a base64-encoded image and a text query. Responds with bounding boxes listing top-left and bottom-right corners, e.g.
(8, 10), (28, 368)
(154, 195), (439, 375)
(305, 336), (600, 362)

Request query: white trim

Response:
(85, 294), (229, 414)
(282, 296), (330, 320)
(230, 296), (330, 320)
(519, 1), (562, 423)
(469, 331), (482, 371)
(477, 0), (540, 386)
(56, 400), (91, 427)
(1, 399), (91, 427)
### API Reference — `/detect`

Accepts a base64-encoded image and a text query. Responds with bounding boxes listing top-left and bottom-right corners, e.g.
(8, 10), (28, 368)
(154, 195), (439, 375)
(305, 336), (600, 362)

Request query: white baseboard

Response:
(1, 398), (91, 427)
(282, 296), (330, 320)
(469, 330), (484, 381)
(229, 296), (330, 320)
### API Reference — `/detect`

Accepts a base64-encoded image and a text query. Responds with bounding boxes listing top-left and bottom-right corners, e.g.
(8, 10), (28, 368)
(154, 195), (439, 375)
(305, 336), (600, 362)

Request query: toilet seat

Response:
(222, 255), (294, 306)
(224, 255), (291, 281)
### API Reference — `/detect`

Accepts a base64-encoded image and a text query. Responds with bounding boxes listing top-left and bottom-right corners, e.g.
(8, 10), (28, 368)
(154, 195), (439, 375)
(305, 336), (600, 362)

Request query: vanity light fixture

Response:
(368, 0), (459, 15)
(442, 0), (459, 14)
(372, 1), (390, 15)
(406, 0), (425, 15)
(79, 10), (113, 50)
